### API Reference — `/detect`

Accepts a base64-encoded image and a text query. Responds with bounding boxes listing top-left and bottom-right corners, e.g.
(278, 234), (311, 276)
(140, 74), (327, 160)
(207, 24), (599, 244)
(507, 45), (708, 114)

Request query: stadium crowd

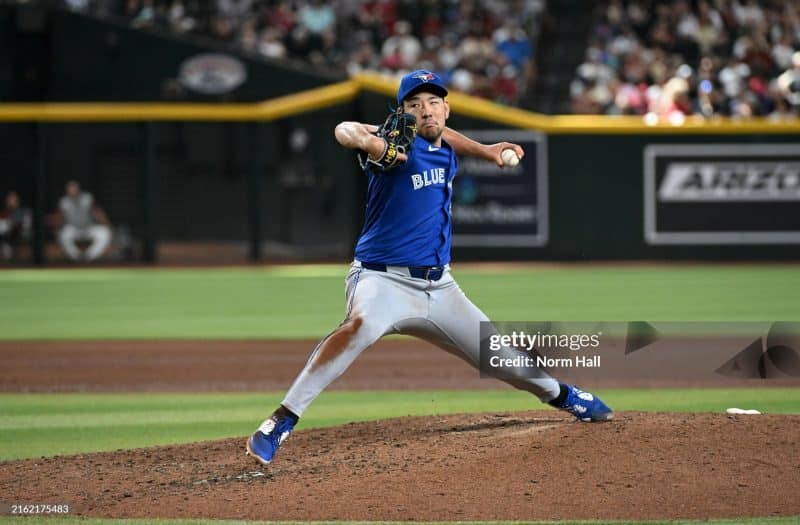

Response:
(571, 0), (800, 119)
(62, 0), (544, 106)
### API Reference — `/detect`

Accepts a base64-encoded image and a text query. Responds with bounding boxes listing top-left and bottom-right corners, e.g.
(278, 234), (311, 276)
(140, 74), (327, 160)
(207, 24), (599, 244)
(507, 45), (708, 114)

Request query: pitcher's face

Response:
(402, 91), (450, 143)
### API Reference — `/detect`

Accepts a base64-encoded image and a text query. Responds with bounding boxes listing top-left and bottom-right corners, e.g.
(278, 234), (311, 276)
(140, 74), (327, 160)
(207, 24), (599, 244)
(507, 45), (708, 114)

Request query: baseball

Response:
(501, 149), (520, 167)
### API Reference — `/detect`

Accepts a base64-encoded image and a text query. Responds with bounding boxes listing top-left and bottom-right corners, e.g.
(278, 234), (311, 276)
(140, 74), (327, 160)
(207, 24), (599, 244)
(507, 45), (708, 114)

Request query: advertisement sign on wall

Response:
(452, 130), (548, 247)
(178, 53), (247, 95)
(644, 144), (800, 244)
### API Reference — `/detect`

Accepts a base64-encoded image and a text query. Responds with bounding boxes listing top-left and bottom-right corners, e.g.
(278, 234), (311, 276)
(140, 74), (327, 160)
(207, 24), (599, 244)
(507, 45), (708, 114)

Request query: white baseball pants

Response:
(281, 261), (560, 417)
(58, 224), (112, 261)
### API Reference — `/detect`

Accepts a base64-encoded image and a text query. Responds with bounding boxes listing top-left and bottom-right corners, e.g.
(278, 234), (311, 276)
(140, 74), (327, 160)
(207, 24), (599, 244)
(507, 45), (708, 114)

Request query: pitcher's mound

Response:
(2, 411), (799, 521)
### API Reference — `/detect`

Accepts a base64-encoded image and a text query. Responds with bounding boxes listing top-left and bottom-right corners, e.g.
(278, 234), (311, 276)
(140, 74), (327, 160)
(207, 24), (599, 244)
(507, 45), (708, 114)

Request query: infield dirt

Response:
(1, 411), (799, 520)
(2, 339), (796, 392)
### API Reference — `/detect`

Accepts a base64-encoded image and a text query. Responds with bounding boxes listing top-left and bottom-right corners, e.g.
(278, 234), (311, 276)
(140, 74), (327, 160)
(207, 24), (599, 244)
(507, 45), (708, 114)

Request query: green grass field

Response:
(1, 264), (798, 524)
(1, 388), (798, 461)
(0, 265), (798, 339)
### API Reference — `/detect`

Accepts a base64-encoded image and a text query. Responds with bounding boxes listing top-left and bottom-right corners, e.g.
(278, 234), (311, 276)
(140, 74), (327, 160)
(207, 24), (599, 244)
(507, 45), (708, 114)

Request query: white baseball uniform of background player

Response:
(57, 180), (112, 261)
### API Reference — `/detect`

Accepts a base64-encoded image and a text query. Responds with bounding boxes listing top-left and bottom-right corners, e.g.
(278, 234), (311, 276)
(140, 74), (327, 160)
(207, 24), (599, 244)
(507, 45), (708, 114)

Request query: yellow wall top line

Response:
(0, 71), (798, 135)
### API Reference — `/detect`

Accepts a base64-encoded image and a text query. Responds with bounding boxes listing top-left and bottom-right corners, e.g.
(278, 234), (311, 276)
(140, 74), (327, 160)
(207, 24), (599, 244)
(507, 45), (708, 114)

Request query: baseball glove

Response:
(360, 111), (417, 171)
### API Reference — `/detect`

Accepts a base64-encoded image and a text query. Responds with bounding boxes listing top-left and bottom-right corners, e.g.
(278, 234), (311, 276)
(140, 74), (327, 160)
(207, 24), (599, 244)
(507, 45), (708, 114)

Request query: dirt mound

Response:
(1, 411), (798, 521)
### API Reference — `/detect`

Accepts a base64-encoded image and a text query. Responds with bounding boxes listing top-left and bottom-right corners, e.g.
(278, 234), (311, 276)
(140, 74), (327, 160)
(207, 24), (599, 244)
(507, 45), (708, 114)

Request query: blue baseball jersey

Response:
(354, 134), (458, 266)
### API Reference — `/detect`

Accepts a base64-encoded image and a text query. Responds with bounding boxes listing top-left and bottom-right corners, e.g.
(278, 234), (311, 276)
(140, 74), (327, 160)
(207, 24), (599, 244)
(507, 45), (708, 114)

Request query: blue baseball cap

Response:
(397, 70), (448, 106)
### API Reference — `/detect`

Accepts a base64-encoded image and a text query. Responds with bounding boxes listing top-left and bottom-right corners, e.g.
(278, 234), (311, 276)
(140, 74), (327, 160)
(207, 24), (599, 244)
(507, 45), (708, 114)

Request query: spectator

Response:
(345, 34), (380, 76)
(733, 0), (765, 28)
(654, 76), (691, 122)
(257, 27), (288, 60)
(269, 1), (297, 36)
(773, 33), (796, 70)
(131, 0), (156, 28)
(494, 22), (533, 69)
(168, 0), (196, 33)
(238, 18), (258, 53)
(777, 50), (800, 108)
(0, 191), (32, 261)
(217, 0), (252, 23)
(381, 20), (421, 70)
(354, 0), (397, 39)
(492, 61), (521, 105)
(691, 3), (726, 55)
(210, 14), (236, 42)
(437, 32), (462, 72)
(54, 180), (112, 262)
(298, 0), (335, 36)
(494, 21), (535, 99)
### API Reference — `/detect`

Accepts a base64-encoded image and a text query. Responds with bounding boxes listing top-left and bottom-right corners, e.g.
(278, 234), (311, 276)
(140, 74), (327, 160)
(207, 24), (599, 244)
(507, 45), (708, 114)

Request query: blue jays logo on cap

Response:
(413, 72), (436, 81)
(397, 69), (449, 105)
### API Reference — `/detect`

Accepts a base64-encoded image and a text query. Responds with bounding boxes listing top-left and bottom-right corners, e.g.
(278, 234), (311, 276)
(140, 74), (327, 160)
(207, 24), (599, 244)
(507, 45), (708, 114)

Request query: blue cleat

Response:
(245, 413), (296, 465)
(554, 383), (614, 422)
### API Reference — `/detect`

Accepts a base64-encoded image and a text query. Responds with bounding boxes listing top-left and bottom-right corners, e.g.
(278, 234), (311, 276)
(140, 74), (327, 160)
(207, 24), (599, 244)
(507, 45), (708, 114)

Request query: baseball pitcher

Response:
(247, 70), (613, 465)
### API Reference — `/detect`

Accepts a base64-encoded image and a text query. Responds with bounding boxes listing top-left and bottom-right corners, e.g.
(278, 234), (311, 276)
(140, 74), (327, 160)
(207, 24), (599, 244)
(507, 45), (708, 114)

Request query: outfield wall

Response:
(6, 110), (798, 263)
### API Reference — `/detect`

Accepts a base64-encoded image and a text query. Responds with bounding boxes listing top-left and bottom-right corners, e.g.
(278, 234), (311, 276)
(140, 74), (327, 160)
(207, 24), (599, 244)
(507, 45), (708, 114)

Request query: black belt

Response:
(361, 262), (445, 281)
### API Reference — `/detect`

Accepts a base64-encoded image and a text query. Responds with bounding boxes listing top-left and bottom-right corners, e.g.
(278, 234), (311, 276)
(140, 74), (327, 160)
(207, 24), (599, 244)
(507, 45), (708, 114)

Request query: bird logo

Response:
(413, 71), (436, 82)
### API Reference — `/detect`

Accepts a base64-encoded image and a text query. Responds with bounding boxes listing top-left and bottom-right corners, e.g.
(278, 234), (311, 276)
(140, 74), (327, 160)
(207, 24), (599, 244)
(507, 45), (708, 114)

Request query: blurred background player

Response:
(0, 190), (32, 261)
(54, 180), (112, 262)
